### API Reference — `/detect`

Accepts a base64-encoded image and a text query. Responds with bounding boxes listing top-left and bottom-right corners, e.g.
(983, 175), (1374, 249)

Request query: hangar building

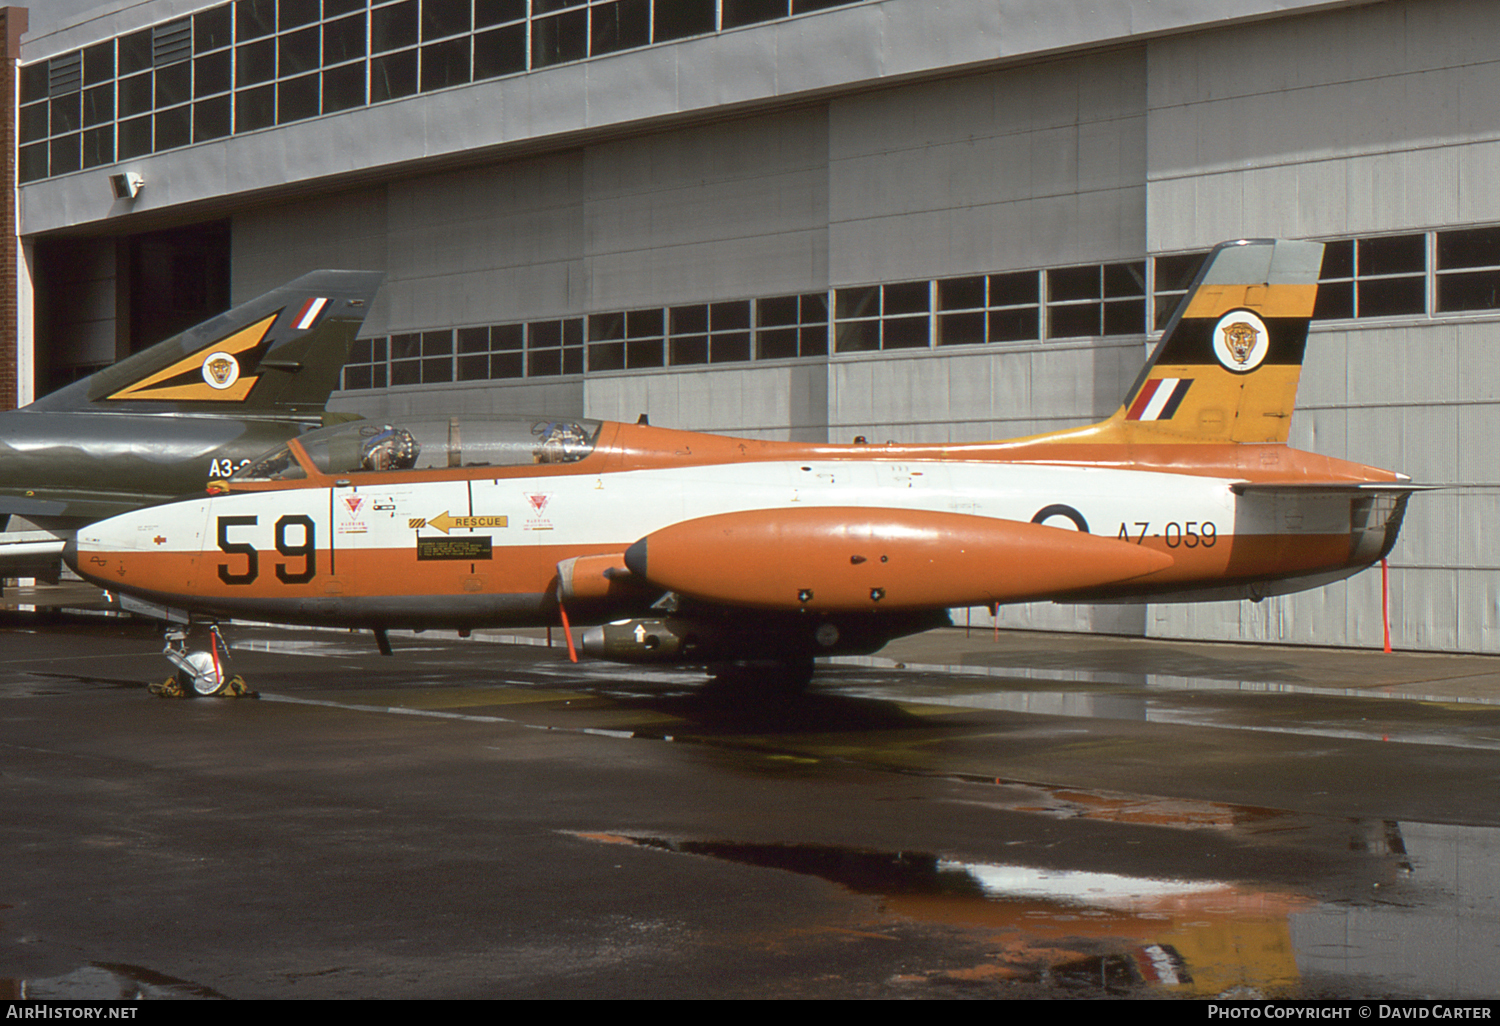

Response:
(12, 0), (1498, 652)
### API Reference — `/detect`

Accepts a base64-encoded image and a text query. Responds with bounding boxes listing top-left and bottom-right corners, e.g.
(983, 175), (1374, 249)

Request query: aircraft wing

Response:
(0, 529), (71, 580)
(0, 489), (166, 525)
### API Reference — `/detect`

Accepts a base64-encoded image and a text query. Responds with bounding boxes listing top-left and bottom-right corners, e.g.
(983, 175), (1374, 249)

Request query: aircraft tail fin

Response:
(1111, 239), (1323, 444)
(29, 269), (385, 416)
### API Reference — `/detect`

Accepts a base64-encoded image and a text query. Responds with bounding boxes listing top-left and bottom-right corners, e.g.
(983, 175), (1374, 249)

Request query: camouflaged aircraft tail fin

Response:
(30, 270), (384, 417)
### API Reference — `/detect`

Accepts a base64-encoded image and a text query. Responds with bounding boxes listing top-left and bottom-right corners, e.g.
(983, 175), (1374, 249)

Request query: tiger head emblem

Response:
(1220, 320), (1259, 366)
(205, 356), (237, 385)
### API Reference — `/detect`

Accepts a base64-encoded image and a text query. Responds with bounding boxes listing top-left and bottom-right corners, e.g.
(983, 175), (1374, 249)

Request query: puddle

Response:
(573, 831), (1303, 995)
(571, 819), (1500, 998)
(2, 963), (226, 999)
(823, 666), (1500, 751)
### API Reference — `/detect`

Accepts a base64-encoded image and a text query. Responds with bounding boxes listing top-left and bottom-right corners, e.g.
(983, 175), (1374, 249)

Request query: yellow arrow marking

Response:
(426, 511), (509, 534)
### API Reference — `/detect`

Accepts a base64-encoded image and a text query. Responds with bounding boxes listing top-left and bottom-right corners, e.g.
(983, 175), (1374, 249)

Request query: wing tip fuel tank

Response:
(625, 507), (1175, 612)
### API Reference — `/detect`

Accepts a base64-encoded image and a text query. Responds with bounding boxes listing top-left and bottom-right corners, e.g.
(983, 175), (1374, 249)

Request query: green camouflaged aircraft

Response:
(0, 269), (383, 578)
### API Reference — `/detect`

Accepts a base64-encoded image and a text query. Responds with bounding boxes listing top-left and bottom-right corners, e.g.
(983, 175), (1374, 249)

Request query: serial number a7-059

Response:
(1117, 521), (1218, 548)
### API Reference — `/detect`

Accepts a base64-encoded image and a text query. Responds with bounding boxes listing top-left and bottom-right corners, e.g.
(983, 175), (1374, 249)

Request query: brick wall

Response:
(0, 9), (24, 411)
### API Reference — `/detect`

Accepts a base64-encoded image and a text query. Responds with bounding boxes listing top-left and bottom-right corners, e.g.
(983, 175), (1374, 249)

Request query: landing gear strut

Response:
(150, 625), (257, 698)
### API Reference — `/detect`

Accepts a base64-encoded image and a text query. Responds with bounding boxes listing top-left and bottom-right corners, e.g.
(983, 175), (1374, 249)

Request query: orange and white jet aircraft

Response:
(68, 239), (1422, 693)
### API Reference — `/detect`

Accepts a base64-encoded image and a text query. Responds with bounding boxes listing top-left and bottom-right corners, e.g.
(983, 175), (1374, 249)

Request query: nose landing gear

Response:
(150, 625), (257, 698)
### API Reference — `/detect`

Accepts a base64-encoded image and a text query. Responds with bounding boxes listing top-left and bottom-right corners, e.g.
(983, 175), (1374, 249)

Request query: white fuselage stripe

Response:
(75, 459), (1354, 562)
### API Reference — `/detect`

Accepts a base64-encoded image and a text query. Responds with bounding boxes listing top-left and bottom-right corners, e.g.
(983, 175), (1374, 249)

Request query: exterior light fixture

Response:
(109, 172), (144, 200)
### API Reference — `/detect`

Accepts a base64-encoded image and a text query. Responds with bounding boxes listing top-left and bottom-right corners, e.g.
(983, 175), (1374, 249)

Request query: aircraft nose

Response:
(61, 536), (79, 574)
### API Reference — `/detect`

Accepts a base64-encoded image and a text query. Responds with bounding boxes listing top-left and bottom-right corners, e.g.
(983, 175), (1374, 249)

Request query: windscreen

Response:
(232, 416), (603, 480)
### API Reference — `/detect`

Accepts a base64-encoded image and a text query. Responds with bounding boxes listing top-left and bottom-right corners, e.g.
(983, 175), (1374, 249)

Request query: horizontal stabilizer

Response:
(1229, 481), (1438, 495)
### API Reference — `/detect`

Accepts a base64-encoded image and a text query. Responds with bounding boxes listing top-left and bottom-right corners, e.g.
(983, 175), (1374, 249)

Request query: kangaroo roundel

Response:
(1213, 310), (1269, 373)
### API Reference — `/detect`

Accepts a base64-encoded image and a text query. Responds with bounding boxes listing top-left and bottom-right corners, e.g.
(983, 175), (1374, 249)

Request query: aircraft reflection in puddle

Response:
(573, 817), (1500, 998)
(573, 832), (1309, 996)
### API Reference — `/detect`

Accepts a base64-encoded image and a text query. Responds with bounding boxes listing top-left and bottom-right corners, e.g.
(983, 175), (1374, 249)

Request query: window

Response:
(1046, 262), (1145, 339)
(756, 293), (828, 359)
(389, 332), (422, 386)
(235, 83), (277, 131)
(654, 0), (716, 41)
(488, 324), (526, 378)
(474, 24), (526, 79)
(372, 49), (418, 101)
(194, 95), (232, 141)
(533, 9), (588, 67)
(20, 0), (886, 181)
(342, 253), (1172, 395)
(323, 14), (367, 65)
(1356, 235), (1425, 317)
(936, 271), (1040, 345)
(345, 337), (389, 390)
(420, 37), (471, 92)
(84, 41), (116, 84)
(423, 0), (472, 40)
(1151, 251), (1210, 332)
(1315, 234), (1425, 319)
(235, 0), (277, 42)
(373, 1), (420, 52)
(724, 0), (790, 29)
(277, 72), (321, 123)
(588, 309), (665, 371)
(194, 5), (234, 53)
(379, 329), (454, 384)
(195, 50), (232, 97)
(527, 319), (584, 376)
(420, 330), (454, 383)
(1437, 227), (1500, 313)
(591, 0), (651, 55)
(154, 104), (192, 150)
(667, 305), (708, 364)
(834, 283), (930, 352)
(323, 62), (366, 113)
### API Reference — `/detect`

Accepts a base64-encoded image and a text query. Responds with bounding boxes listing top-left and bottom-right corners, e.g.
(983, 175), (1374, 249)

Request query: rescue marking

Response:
(419, 510), (509, 535)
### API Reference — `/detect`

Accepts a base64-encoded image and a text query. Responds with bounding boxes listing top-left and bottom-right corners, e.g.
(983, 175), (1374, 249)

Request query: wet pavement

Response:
(3, 588), (1500, 999)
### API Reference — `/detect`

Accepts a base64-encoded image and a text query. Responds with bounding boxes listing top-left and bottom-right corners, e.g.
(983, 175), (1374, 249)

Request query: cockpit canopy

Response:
(234, 416), (602, 482)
